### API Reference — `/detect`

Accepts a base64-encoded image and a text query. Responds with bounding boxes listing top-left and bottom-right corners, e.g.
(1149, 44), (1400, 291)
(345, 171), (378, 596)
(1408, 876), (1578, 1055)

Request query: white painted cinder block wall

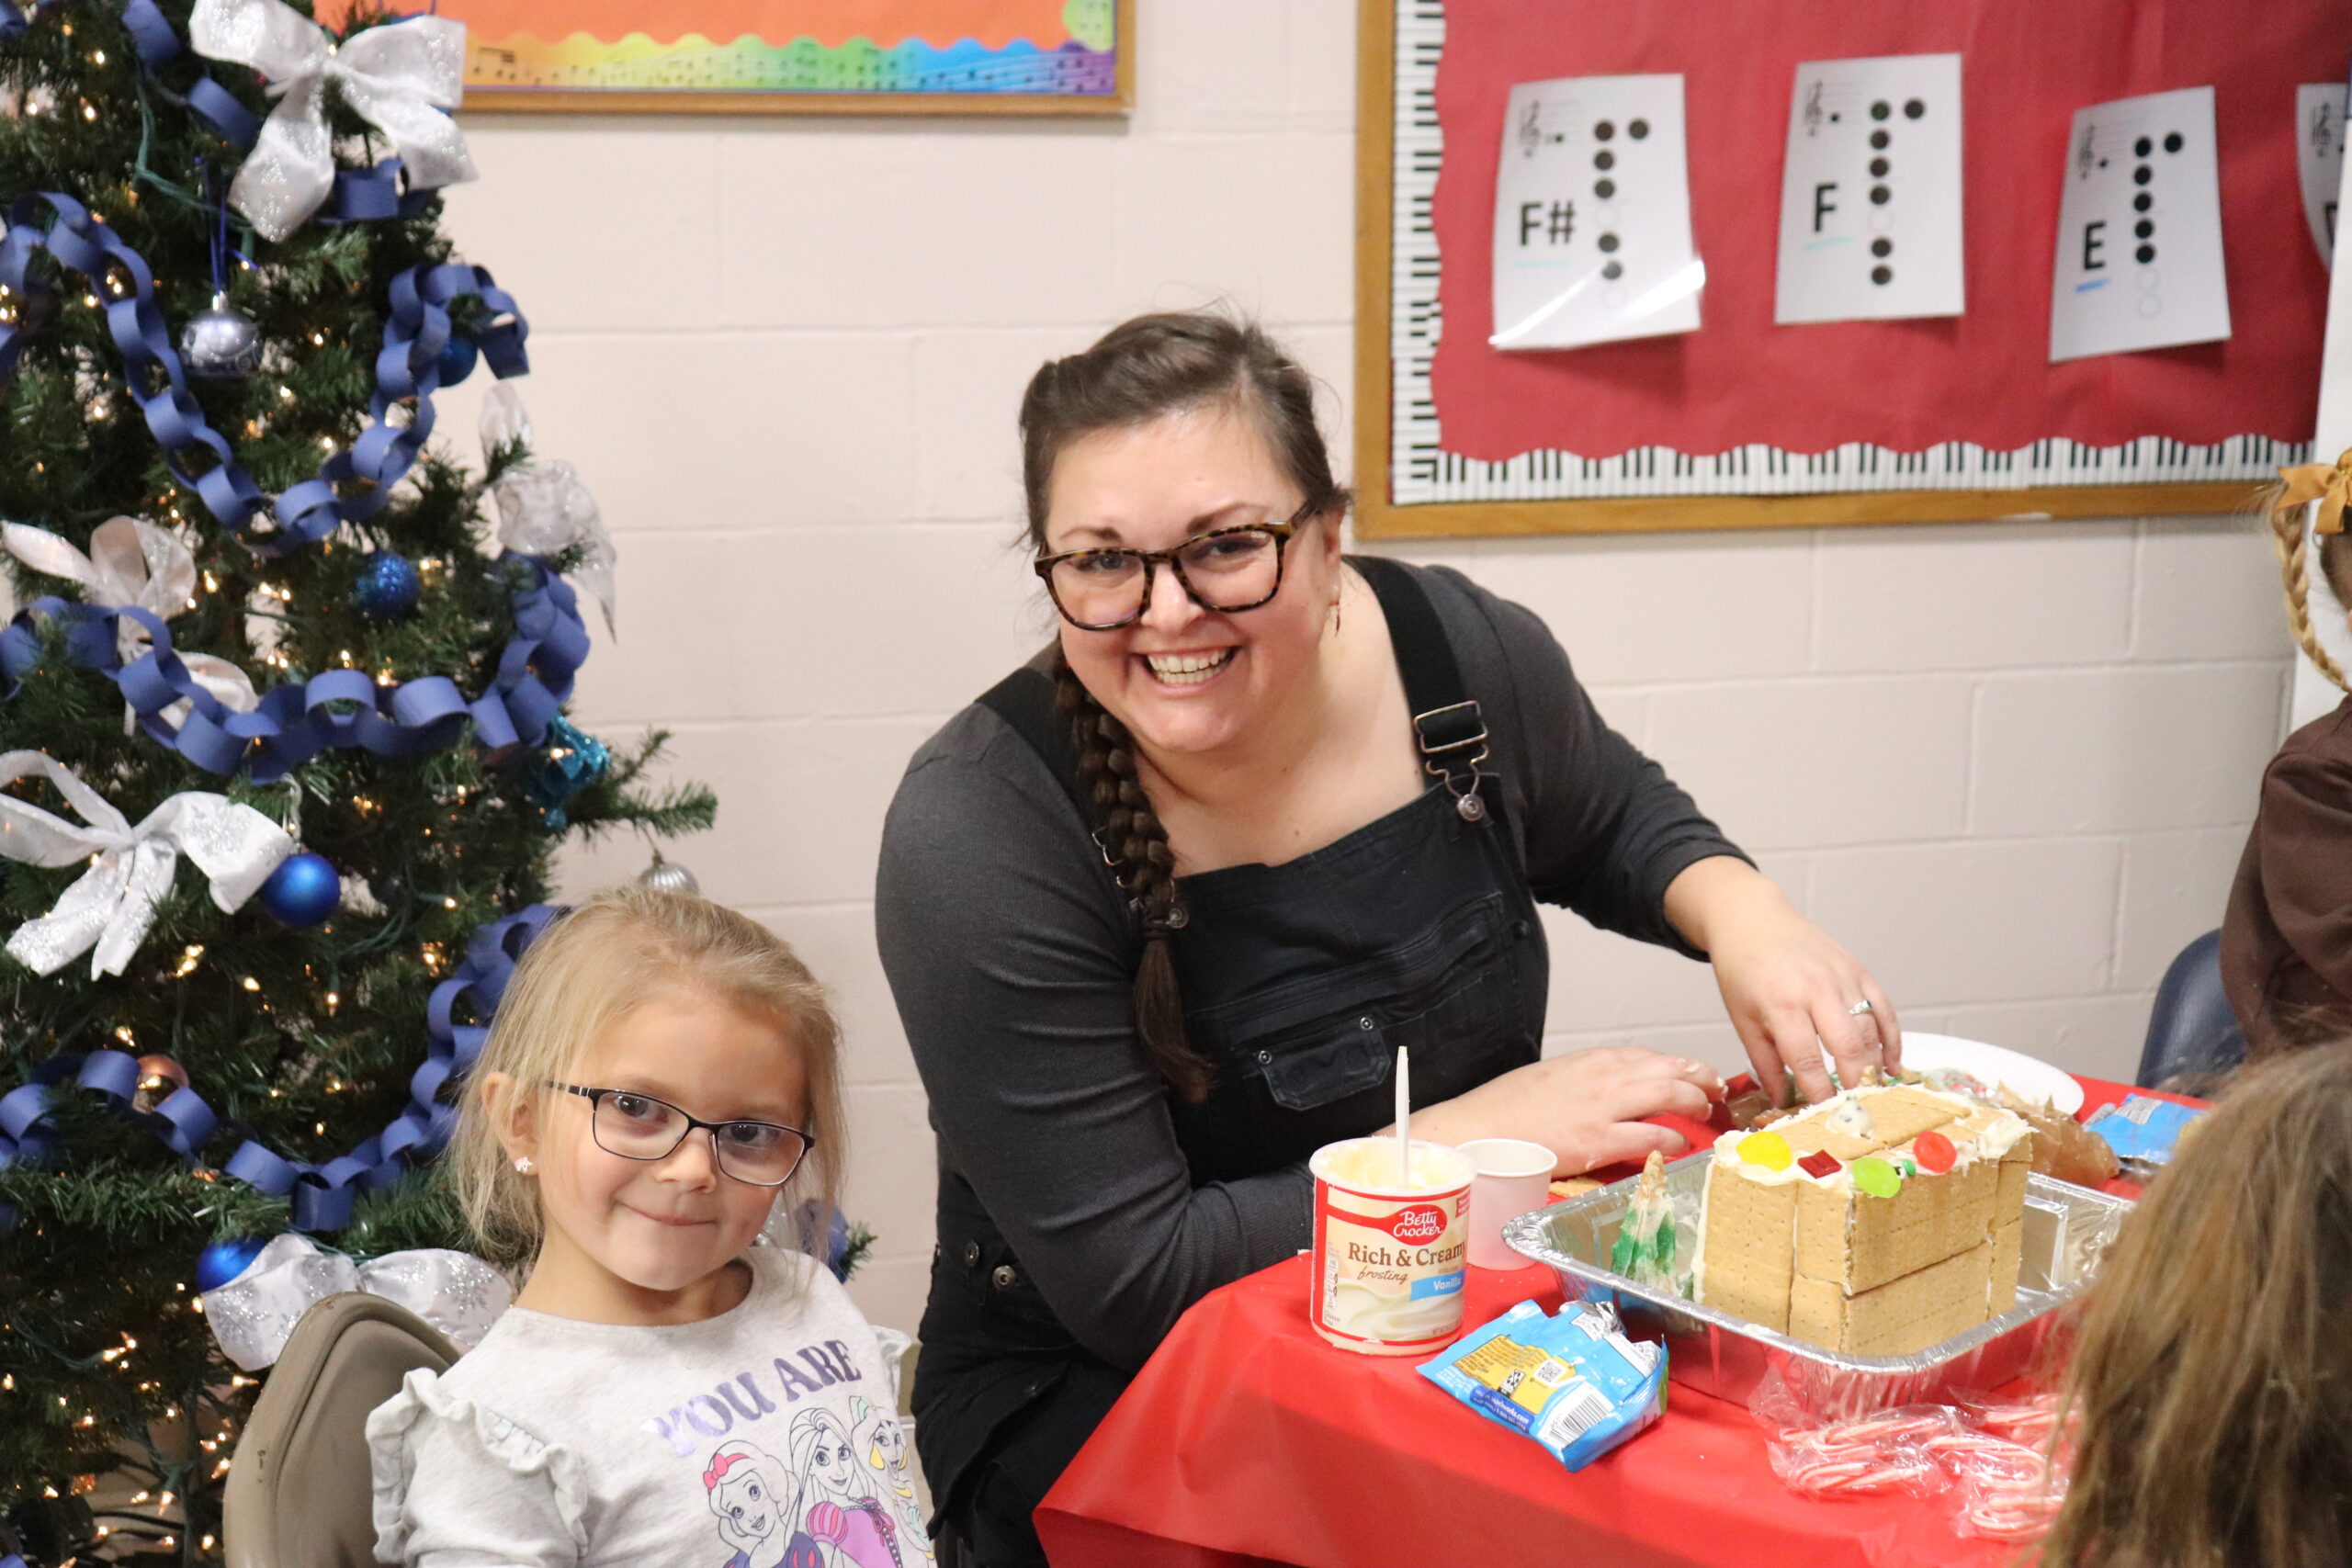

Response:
(434, 1), (2293, 1335)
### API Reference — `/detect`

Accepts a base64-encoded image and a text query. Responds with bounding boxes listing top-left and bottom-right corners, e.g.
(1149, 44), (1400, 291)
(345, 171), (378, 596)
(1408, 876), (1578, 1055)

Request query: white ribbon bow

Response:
(188, 0), (475, 243)
(0, 750), (293, 979)
(4, 518), (260, 732)
(200, 1233), (513, 1371)
(481, 386), (618, 634)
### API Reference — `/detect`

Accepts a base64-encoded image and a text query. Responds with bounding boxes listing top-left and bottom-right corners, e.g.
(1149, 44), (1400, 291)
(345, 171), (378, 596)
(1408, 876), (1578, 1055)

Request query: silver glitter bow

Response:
(4, 517), (260, 733)
(482, 385), (617, 633)
(188, 0), (475, 243)
(201, 1233), (513, 1371)
(0, 750), (293, 978)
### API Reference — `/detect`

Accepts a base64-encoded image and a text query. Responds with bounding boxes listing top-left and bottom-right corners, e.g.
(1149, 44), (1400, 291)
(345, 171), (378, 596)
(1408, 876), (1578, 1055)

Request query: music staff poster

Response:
(328, 1), (1128, 112)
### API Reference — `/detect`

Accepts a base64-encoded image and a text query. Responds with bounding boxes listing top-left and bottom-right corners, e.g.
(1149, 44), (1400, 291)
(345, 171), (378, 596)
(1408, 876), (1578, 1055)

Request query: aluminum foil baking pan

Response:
(1504, 1152), (2133, 1423)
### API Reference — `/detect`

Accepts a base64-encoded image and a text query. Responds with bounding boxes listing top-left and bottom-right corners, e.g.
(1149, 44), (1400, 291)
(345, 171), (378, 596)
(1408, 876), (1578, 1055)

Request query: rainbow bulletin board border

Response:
(395, 0), (1133, 114)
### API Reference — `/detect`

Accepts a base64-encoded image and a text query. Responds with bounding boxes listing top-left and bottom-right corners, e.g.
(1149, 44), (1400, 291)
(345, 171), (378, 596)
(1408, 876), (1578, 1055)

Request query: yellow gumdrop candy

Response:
(1739, 1131), (1793, 1171)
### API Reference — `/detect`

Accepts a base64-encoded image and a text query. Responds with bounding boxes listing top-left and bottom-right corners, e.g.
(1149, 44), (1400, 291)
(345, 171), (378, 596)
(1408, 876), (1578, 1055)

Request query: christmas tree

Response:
(0, 3), (713, 1561)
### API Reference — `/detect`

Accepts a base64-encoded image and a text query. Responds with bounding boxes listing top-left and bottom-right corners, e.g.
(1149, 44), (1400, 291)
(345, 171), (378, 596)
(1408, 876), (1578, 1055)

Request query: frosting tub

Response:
(1309, 1137), (1476, 1356)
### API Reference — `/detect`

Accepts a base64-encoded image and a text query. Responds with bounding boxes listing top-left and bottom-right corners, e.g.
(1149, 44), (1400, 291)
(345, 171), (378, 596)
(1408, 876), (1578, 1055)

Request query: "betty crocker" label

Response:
(1309, 1138), (1476, 1357)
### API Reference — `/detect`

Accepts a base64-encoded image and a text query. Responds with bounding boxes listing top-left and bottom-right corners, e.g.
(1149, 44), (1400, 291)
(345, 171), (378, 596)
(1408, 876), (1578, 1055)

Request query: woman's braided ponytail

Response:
(1054, 650), (1207, 1099)
(1018, 310), (1351, 1099)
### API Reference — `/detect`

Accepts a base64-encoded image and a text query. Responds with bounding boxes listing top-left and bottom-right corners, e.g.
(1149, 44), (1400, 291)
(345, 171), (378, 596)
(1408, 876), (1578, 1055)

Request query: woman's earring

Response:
(512, 1156), (535, 1175)
(1329, 592), (1344, 637)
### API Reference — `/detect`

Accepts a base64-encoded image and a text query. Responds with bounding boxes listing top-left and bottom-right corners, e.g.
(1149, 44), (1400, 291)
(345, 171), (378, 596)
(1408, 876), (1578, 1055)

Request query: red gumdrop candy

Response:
(1913, 1131), (1957, 1174)
(1797, 1150), (1842, 1179)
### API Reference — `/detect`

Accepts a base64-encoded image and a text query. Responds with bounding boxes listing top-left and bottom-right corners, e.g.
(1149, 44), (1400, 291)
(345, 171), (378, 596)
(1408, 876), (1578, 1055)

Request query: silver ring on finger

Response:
(1846, 999), (1874, 1017)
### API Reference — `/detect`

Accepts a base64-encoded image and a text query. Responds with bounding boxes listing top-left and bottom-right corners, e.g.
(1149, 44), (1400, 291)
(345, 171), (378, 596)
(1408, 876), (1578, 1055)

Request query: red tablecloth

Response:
(1036, 1075), (2186, 1568)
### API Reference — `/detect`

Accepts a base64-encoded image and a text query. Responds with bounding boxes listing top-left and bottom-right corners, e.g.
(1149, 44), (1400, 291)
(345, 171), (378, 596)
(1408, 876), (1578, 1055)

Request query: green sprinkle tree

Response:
(0, 4), (713, 1562)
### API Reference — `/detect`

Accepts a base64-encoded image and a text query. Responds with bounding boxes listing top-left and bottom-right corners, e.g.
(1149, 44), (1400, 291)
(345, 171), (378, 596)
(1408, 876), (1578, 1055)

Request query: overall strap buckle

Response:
(1413, 700), (1489, 823)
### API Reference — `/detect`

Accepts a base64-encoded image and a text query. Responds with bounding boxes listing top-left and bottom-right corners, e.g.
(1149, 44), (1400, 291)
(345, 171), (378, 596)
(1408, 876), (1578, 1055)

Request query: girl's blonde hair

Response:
(2041, 1043), (2352, 1567)
(446, 884), (845, 1270)
(2264, 480), (2352, 692)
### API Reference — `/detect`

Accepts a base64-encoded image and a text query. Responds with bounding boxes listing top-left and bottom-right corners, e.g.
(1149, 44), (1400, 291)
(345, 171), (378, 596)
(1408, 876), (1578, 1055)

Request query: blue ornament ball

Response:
(261, 852), (340, 927)
(197, 1234), (269, 1292)
(435, 330), (479, 387)
(352, 551), (423, 619)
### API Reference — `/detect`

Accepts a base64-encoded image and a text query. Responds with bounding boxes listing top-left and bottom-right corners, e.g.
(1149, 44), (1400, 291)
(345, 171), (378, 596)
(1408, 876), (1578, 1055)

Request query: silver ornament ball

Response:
(180, 291), (261, 381)
(636, 852), (700, 896)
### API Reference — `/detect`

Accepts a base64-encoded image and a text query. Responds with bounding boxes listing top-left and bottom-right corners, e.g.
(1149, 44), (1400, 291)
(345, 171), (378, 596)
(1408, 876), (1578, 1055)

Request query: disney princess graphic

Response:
(704, 1442), (813, 1568)
(847, 1396), (925, 1543)
(786, 1408), (915, 1568)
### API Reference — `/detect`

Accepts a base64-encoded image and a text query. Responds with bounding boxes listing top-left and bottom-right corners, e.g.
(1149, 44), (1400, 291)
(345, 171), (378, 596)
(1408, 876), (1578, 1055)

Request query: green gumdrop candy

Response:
(1850, 1156), (1902, 1199)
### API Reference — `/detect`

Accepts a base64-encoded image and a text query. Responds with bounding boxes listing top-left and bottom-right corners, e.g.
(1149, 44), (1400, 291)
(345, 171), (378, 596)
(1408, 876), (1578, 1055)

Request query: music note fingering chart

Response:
(1775, 54), (1964, 324)
(2297, 82), (2347, 265)
(2048, 87), (2230, 363)
(1490, 74), (1702, 350)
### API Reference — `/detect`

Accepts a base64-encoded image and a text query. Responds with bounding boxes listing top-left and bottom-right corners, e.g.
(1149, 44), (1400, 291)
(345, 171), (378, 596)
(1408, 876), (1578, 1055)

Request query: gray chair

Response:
(2133, 929), (2247, 1089)
(223, 1292), (460, 1568)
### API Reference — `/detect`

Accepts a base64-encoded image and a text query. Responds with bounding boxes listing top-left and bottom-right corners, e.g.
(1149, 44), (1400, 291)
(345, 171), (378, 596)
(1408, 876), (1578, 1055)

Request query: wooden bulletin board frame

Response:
(1351, 0), (2264, 539)
(432, 0), (1133, 118)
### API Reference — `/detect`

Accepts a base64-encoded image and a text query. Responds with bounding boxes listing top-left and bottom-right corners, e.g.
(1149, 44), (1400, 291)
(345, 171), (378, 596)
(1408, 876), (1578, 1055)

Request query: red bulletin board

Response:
(1354, 0), (2352, 537)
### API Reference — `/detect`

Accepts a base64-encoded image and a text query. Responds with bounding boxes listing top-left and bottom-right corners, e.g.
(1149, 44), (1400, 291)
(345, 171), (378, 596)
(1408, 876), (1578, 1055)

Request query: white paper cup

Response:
(1308, 1137), (1476, 1356)
(1456, 1137), (1557, 1270)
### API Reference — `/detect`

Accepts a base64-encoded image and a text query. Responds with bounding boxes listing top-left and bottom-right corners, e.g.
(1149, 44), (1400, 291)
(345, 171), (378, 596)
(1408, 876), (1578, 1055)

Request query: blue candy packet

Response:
(2085, 1094), (2205, 1178)
(1418, 1299), (1667, 1471)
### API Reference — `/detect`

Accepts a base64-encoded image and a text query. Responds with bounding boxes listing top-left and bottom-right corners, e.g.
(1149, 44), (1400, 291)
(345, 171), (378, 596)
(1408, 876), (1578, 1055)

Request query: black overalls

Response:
(914, 558), (1551, 1566)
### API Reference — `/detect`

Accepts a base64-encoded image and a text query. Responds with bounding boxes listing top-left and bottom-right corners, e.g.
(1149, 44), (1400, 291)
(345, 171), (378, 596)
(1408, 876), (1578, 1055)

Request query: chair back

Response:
(2135, 928), (2248, 1088)
(223, 1292), (460, 1568)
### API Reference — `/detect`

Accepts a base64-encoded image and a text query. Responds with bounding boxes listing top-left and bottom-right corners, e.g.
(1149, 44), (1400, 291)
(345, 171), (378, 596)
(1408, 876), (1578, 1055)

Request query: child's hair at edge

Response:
(1016, 307), (1353, 1102)
(2264, 479), (2352, 692)
(447, 884), (846, 1273)
(2040, 1042), (2352, 1568)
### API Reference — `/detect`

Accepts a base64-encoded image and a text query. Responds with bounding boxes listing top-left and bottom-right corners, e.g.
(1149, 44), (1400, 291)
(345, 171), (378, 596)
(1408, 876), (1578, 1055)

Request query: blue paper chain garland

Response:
(0, 904), (560, 1233)
(0, 189), (581, 775)
(0, 192), (529, 558)
(0, 556), (590, 779)
(118, 0), (263, 154)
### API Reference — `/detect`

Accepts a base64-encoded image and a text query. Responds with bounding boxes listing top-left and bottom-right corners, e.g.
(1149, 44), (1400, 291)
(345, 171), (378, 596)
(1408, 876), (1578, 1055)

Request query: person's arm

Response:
(2250, 743), (2352, 1006)
(1664, 854), (1900, 1103)
(1448, 572), (1897, 1103)
(368, 1375), (582, 1568)
(876, 724), (1310, 1373)
(1457, 584), (1748, 949)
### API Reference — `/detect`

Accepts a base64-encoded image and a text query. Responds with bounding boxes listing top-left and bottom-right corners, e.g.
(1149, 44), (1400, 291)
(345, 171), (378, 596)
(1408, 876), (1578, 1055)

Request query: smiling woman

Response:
(875, 310), (1902, 1567)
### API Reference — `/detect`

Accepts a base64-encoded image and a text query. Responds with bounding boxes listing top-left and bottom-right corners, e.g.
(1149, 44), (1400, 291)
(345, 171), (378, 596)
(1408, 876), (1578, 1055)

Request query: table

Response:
(1035, 1075), (2184, 1568)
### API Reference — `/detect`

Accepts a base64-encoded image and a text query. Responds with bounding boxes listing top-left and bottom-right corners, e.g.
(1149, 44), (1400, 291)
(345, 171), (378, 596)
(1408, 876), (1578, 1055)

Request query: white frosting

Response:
(1711, 1084), (2031, 1192)
(1314, 1138), (1473, 1195)
(1826, 1097), (1876, 1139)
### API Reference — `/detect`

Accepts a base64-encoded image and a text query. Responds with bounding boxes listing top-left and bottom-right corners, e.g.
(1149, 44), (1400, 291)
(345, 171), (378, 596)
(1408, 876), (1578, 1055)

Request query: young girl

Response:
(368, 886), (933, 1568)
(2040, 1043), (2352, 1566)
(2221, 470), (2352, 1060)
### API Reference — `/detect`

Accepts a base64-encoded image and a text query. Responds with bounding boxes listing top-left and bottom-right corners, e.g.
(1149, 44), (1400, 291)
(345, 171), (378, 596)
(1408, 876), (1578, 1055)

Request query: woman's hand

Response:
(1665, 856), (1901, 1105)
(1407, 1046), (1725, 1177)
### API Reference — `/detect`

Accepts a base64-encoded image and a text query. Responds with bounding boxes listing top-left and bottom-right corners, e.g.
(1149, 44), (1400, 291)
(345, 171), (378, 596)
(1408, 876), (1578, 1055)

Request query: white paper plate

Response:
(1895, 1032), (2085, 1116)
